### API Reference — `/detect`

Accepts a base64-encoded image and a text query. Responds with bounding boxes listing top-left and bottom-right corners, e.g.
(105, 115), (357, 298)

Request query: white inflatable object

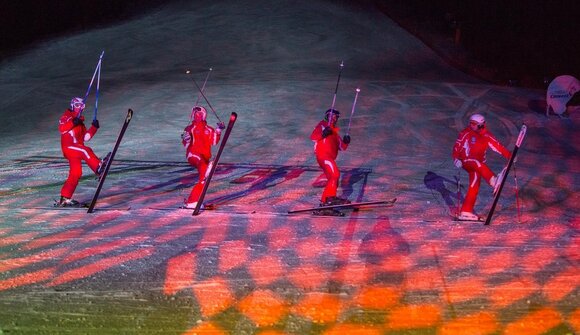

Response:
(546, 75), (579, 116)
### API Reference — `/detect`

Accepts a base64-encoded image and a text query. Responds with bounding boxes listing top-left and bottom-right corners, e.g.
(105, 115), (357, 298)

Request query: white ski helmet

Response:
(324, 108), (340, 120)
(70, 97), (85, 110)
(469, 113), (485, 125)
(191, 106), (207, 121)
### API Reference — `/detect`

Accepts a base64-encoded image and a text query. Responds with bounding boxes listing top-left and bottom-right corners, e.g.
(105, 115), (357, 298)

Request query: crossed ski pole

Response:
(81, 51), (104, 121)
(327, 61), (344, 127)
(194, 68), (212, 107)
(186, 69), (223, 124)
(345, 88), (360, 136)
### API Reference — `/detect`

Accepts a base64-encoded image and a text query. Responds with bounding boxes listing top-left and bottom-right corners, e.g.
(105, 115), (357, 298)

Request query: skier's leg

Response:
(61, 158), (83, 199)
(317, 157), (339, 203)
(186, 155), (208, 204)
(68, 145), (101, 173)
(460, 161), (482, 214)
(479, 163), (495, 186)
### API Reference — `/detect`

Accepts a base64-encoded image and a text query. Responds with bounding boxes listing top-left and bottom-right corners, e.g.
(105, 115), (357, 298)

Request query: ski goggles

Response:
(73, 102), (85, 109)
(470, 121), (485, 129)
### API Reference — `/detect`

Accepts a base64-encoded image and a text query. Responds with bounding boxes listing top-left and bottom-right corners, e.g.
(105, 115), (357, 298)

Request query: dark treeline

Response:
(377, 0), (580, 87)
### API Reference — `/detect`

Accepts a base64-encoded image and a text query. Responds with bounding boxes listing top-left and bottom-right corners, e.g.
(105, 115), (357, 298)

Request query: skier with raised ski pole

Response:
(181, 68), (225, 209)
(56, 51), (110, 207)
(309, 62), (356, 216)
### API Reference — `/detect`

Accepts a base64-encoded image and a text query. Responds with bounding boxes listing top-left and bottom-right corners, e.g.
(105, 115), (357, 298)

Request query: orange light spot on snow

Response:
(48, 246), (155, 286)
(488, 277), (539, 308)
(218, 240), (248, 272)
(295, 236), (326, 260)
(287, 263), (330, 290)
(331, 262), (371, 286)
(268, 225), (295, 250)
(439, 249), (479, 271)
(154, 223), (202, 244)
(503, 307), (562, 335)
(292, 292), (343, 324)
(568, 308), (580, 334)
(82, 220), (142, 241)
(404, 268), (443, 291)
(246, 216), (274, 235)
(375, 254), (412, 272)
(0, 247), (69, 272)
(542, 266), (580, 302)
(62, 234), (149, 264)
(351, 285), (400, 310)
(183, 321), (226, 335)
(247, 255), (284, 286)
(478, 250), (516, 275)
(0, 267), (56, 291)
(0, 231), (40, 247)
(197, 219), (230, 247)
(164, 251), (196, 295)
(22, 228), (84, 250)
(438, 311), (498, 335)
(446, 277), (486, 303)
(238, 289), (287, 327)
(192, 277), (234, 317)
(323, 324), (383, 335)
(520, 247), (558, 272)
(501, 229), (532, 247)
(386, 304), (440, 329)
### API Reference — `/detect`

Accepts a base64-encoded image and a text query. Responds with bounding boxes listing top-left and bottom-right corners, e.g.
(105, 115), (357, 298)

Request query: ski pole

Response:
(194, 67), (213, 107)
(513, 162), (521, 223)
(456, 169), (461, 217)
(346, 88), (360, 135)
(81, 51), (104, 116)
(186, 70), (223, 124)
(93, 54), (102, 122)
(327, 61), (344, 127)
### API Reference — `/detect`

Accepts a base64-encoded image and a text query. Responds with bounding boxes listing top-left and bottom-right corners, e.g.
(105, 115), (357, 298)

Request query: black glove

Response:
(322, 127), (332, 138)
(343, 135), (351, 144)
(73, 117), (82, 126)
(217, 122), (225, 130)
(92, 119), (100, 129)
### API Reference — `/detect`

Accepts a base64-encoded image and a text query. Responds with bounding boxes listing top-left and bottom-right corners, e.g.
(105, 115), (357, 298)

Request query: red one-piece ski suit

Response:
(310, 120), (349, 203)
(59, 109), (100, 198)
(182, 120), (221, 204)
(452, 126), (510, 213)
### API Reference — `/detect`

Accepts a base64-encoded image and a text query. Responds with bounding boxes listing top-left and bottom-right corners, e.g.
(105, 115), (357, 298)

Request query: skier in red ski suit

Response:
(181, 106), (225, 208)
(58, 97), (109, 206)
(452, 114), (511, 221)
(310, 109), (351, 205)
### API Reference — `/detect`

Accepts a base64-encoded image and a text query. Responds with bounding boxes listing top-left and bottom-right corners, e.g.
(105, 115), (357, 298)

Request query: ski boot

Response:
(456, 211), (484, 221)
(96, 152), (112, 177)
(492, 167), (507, 195)
(313, 200), (345, 216)
(324, 196), (351, 206)
(55, 196), (84, 207)
(313, 208), (345, 216)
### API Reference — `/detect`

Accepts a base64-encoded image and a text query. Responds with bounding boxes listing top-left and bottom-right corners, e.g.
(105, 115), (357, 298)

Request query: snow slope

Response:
(0, 1), (578, 334)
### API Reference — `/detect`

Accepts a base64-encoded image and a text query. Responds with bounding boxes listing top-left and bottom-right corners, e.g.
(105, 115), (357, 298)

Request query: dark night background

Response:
(1, 0), (579, 88)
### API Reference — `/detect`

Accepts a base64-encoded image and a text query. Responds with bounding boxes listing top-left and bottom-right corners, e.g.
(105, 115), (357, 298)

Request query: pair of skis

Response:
(288, 198), (397, 216)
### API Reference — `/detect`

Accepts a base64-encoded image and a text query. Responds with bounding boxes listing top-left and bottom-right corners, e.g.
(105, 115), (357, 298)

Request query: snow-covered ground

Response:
(0, 1), (578, 334)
